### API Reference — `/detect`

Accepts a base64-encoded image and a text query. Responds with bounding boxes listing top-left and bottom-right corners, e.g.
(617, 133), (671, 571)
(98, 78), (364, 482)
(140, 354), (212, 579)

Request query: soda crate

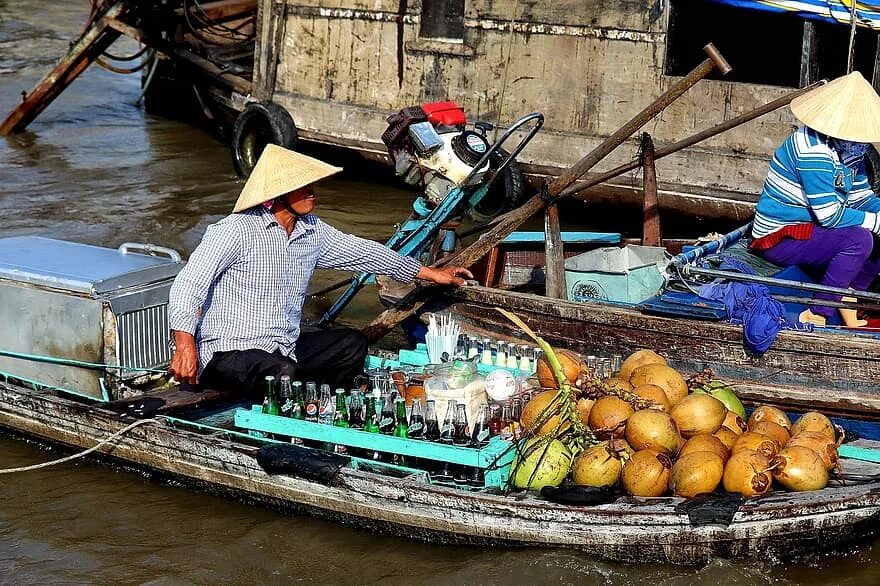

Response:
(234, 406), (515, 490)
(378, 345), (533, 377)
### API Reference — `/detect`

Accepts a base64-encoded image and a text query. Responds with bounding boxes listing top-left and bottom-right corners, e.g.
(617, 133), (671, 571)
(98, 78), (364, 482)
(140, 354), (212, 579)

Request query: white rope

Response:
(0, 418), (159, 474)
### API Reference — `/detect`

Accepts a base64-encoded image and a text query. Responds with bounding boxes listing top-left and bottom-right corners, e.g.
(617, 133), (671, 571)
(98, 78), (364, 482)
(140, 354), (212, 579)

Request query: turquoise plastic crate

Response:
(234, 406), (515, 489)
(368, 344), (533, 377)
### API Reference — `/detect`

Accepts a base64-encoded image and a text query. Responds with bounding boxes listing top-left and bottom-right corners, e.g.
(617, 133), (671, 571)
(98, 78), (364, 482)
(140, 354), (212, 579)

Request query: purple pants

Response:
(760, 226), (880, 318)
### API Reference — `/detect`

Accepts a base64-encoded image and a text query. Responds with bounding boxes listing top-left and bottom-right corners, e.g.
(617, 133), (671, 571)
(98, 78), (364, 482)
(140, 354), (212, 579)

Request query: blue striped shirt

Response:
(168, 208), (421, 369)
(752, 126), (880, 239)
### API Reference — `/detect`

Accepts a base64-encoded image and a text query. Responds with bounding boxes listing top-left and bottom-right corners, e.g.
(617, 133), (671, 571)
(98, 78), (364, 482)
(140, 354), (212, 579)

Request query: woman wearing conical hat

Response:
(750, 72), (880, 328)
(167, 145), (472, 395)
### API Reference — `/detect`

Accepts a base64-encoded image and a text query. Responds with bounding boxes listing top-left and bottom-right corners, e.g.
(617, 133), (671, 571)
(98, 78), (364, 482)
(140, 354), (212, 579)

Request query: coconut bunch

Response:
(507, 342), (841, 499)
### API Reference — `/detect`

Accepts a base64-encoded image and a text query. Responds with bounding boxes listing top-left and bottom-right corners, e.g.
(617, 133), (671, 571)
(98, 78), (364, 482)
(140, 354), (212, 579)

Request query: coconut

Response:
(771, 445), (828, 492)
(511, 437), (573, 490)
(670, 394), (727, 438)
(747, 405), (791, 431)
(536, 349), (583, 389)
(629, 364), (688, 406)
(624, 409), (681, 454)
(588, 395), (634, 437)
(713, 426), (740, 451)
(786, 431), (838, 471)
(732, 431), (780, 460)
(572, 443), (622, 487)
(621, 449), (672, 497)
(619, 349), (667, 381)
(749, 420), (790, 447)
(722, 411), (747, 435)
(520, 390), (564, 436)
(723, 450), (773, 496)
(678, 433), (730, 463)
(633, 384), (672, 412)
(669, 452), (724, 498)
(790, 412), (836, 442)
(692, 381), (746, 419)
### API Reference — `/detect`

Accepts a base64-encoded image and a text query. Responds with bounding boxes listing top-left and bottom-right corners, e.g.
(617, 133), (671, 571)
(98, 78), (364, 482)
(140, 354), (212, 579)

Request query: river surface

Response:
(0, 3), (877, 584)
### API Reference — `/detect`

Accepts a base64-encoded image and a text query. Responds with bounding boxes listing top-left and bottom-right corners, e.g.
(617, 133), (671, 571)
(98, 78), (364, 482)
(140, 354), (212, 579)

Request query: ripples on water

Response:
(0, 2), (876, 583)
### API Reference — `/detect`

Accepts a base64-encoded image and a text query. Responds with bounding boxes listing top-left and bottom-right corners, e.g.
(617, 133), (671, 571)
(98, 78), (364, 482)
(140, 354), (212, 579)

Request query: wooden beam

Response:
(544, 204), (566, 299)
(640, 133), (661, 247)
(166, 47), (253, 95)
(800, 21), (818, 88)
(0, 2), (125, 135)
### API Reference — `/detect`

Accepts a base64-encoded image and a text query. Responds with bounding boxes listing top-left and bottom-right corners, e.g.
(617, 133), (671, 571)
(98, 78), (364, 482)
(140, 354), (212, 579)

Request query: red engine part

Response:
(421, 101), (467, 128)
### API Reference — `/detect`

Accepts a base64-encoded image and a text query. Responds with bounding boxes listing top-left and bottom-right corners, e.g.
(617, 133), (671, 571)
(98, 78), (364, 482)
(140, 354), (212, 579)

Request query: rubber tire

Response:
(468, 148), (527, 222)
(866, 145), (880, 196)
(231, 102), (298, 177)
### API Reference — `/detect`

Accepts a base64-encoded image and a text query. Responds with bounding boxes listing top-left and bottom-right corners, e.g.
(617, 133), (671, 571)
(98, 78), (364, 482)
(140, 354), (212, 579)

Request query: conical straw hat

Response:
(232, 144), (342, 212)
(790, 71), (880, 142)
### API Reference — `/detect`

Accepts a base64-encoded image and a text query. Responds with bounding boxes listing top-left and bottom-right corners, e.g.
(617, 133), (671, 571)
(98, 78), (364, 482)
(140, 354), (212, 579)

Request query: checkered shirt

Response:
(168, 207), (421, 369)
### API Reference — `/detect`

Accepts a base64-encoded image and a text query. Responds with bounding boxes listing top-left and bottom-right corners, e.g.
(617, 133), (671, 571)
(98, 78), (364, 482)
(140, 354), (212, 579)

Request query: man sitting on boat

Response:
(750, 72), (880, 328)
(167, 145), (472, 396)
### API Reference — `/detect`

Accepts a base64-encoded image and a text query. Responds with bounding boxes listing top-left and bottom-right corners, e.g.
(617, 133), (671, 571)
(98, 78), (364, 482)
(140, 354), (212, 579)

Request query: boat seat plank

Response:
(103, 384), (236, 417)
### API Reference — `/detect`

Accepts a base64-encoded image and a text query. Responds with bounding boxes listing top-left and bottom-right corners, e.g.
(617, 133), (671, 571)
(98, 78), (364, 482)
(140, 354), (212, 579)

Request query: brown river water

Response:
(0, 3), (877, 584)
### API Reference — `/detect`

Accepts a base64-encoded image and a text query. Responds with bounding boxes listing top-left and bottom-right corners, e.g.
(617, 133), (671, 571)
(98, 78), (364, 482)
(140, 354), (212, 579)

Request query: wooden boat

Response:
(1, 362), (879, 565)
(0, 238), (878, 564)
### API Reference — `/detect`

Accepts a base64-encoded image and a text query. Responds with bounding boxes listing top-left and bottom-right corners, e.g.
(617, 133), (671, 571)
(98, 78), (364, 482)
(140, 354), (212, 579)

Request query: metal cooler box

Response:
(0, 236), (184, 400)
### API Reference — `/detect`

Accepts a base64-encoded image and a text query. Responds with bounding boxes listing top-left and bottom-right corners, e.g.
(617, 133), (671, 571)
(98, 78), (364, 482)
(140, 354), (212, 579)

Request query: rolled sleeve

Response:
(314, 218), (423, 283)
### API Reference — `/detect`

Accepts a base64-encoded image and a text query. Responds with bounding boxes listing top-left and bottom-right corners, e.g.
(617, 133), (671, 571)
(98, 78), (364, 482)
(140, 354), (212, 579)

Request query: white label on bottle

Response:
(408, 422), (424, 434)
(477, 429), (490, 442)
(379, 417), (393, 427)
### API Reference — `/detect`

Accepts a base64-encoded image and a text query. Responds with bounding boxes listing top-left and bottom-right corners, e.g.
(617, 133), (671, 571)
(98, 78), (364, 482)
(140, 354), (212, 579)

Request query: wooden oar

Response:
(362, 43), (731, 341)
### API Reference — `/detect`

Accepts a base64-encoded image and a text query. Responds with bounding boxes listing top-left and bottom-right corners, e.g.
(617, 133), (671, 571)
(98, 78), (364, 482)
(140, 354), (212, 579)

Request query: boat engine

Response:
(382, 101), (492, 208)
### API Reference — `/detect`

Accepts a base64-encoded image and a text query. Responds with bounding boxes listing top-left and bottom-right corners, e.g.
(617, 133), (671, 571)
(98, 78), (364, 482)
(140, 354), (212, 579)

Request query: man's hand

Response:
(169, 330), (199, 384)
(417, 265), (474, 286)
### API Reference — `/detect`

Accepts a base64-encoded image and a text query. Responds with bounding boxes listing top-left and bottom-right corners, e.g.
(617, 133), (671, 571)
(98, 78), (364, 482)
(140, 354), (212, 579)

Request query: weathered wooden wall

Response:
(260, 0), (801, 212)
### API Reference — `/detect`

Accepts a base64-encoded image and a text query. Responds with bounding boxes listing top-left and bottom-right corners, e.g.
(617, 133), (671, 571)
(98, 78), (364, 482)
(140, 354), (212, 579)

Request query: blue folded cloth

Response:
(698, 256), (811, 354)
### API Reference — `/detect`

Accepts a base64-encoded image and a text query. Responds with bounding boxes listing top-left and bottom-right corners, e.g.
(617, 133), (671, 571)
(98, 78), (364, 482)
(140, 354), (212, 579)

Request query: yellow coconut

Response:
(629, 364), (688, 406)
(619, 349), (667, 381)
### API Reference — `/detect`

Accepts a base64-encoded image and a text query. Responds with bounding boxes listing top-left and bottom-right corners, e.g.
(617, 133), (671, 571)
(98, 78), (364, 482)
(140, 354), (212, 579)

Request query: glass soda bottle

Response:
(347, 389), (365, 429)
(304, 381), (319, 422)
(500, 404), (515, 441)
(363, 396), (380, 433)
(279, 375), (294, 418)
(393, 398), (408, 438)
(261, 375), (279, 416)
(452, 403), (470, 446)
(471, 404), (491, 447)
(378, 393), (396, 435)
(488, 404), (504, 436)
(408, 398), (426, 439)
(333, 390), (349, 428)
(318, 384), (334, 425)
(291, 381), (305, 420)
(439, 401), (456, 444)
(424, 400), (440, 441)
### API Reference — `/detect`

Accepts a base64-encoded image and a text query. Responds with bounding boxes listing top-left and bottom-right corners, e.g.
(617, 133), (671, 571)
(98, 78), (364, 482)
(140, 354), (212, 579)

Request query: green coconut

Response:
(692, 380), (745, 419)
(511, 437), (573, 490)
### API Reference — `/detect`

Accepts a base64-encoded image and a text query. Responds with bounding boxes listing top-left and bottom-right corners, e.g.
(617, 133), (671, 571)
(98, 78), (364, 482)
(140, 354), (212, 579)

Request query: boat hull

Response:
(0, 381), (878, 564)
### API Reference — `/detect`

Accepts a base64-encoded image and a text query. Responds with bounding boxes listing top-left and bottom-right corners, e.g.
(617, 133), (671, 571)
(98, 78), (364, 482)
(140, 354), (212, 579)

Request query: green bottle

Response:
(262, 375), (279, 416)
(363, 396), (380, 433)
(333, 389), (349, 428)
(393, 398), (408, 438)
